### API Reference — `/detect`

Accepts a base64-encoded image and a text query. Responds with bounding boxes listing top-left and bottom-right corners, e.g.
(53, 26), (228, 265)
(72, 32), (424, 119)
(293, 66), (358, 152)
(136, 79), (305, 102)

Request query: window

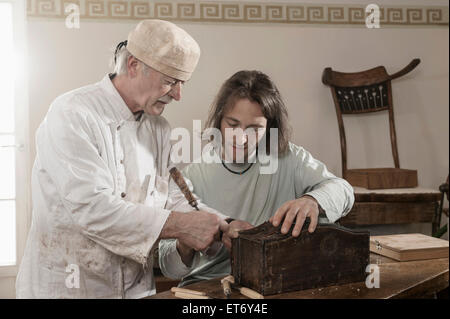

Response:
(0, 0), (29, 276)
(0, 2), (16, 267)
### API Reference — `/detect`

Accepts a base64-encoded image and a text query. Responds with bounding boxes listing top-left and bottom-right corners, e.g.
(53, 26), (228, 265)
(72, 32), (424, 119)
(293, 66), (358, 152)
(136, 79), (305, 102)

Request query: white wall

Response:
(27, 21), (448, 187)
(25, 19), (448, 240)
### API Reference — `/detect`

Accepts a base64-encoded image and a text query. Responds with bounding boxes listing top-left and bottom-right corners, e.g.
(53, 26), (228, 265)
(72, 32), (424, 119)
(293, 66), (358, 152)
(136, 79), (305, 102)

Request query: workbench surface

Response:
(147, 253), (448, 299)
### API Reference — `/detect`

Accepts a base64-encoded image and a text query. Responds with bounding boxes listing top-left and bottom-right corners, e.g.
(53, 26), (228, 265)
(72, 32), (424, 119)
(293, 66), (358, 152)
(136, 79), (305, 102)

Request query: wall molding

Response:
(26, 0), (449, 27)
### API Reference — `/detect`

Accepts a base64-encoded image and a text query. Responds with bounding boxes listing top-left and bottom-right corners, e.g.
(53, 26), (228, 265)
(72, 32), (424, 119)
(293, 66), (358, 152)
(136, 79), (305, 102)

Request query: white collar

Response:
(99, 74), (136, 123)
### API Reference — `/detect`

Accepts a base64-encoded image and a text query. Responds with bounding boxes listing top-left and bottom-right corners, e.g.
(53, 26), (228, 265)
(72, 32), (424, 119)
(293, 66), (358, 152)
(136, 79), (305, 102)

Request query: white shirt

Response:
(16, 75), (220, 299)
(159, 143), (355, 284)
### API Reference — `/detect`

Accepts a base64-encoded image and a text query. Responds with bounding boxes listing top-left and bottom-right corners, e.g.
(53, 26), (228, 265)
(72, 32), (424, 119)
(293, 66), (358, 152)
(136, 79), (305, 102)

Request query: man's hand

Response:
(161, 210), (229, 255)
(221, 220), (254, 251)
(176, 239), (195, 267)
(269, 195), (319, 237)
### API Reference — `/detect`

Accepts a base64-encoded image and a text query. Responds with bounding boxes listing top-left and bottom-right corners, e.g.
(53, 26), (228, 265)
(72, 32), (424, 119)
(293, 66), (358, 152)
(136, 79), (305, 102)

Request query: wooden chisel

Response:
(169, 167), (223, 257)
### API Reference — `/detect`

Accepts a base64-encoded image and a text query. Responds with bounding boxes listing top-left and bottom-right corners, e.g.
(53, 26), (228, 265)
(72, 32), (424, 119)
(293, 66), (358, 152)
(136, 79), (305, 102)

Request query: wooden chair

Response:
(322, 59), (442, 231)
(434, 175), (449, 238)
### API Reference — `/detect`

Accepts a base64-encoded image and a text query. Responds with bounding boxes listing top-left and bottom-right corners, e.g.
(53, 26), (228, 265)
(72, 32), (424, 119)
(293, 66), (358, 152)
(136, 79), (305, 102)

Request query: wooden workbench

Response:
(148, 253), (448, 299)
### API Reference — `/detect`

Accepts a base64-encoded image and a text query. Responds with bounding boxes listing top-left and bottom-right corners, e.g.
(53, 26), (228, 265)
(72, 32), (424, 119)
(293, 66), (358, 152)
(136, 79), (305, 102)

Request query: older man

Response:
(16, 20), (228, 299)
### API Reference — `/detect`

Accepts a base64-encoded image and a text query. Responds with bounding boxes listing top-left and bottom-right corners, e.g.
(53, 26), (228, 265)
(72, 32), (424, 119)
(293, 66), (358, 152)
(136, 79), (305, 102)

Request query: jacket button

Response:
(120, 159), (123, 164)
(117, 125), (121, 131)
(121, 192), (126, 198)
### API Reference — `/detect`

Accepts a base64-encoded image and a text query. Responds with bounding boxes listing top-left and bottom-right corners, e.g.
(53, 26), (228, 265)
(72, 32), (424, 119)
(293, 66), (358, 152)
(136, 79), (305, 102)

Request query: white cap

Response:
(127, 19), (201, 81)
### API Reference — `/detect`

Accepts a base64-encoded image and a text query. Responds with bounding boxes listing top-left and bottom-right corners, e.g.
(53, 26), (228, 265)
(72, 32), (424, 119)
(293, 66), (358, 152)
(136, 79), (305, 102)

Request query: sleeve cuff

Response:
(159, 239), (196, 279)
(139, 208), (172, 266)
(301, 191), (339, 224)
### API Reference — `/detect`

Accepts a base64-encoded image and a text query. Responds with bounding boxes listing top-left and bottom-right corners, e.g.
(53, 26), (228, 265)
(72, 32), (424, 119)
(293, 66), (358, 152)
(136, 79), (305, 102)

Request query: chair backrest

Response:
(322, 59), (420, 177)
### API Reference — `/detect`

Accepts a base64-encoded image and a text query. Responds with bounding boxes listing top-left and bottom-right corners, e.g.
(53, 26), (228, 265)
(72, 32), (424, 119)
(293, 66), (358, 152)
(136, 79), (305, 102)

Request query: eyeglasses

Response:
(164, 78), (184, 88)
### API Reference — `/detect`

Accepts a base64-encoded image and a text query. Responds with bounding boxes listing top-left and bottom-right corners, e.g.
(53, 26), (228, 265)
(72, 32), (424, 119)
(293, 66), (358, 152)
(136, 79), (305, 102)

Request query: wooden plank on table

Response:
(370, 233), (449, 261)
(340, 201), (436, 226)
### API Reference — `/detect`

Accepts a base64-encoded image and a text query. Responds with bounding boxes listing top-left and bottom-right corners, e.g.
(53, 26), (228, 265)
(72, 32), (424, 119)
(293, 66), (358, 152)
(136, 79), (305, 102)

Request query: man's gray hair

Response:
(113, 46), (149, 76)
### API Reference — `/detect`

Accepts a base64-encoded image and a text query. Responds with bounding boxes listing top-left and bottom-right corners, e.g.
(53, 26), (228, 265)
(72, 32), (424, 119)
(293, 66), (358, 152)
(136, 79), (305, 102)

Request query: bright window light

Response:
(0, 2), (16, 266)
(0, 135), (16, 199)
(0, 2), (15, 132)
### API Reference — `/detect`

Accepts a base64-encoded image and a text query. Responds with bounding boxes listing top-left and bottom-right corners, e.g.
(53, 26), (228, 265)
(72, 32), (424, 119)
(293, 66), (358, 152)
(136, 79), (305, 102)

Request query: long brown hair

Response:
(205, 70), (291, 155)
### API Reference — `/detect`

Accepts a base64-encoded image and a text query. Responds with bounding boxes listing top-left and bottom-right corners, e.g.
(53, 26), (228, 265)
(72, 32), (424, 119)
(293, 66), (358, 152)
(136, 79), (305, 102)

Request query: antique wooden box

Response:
(345, 168), (418, 189)
(231, 221), (370, 296)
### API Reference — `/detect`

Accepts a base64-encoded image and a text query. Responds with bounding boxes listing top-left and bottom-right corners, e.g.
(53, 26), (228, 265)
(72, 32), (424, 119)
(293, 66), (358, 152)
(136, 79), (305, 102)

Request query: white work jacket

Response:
(16, 75), (220, 299)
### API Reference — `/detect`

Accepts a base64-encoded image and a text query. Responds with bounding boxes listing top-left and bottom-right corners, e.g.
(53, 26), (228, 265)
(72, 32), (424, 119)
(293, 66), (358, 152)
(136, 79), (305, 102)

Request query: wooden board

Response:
(345, 168), (418, 189)
(370, 233), (449, 261)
